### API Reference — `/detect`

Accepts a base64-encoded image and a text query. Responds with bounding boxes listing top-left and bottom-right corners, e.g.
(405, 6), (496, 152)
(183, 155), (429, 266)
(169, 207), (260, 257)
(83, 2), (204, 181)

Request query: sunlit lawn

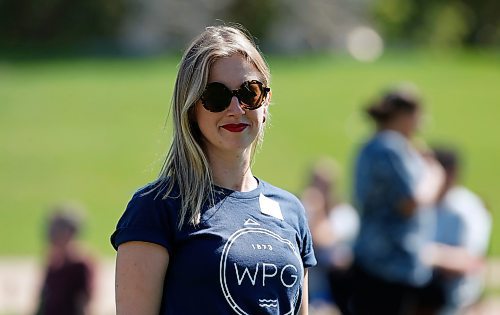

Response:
(0, 50), (499, 256)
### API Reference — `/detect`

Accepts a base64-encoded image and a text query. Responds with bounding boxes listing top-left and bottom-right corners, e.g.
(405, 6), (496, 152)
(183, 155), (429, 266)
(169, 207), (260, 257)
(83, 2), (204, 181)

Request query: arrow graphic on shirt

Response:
(244, 218), (260, 226)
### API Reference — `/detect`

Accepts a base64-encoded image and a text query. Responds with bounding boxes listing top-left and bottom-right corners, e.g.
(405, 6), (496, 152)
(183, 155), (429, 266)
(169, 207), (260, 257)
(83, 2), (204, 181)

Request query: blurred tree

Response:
(461, 0), (500, 45)
(218, 0), (281, 44)
(371, 0), (500, 47)
(417, 1), (474, 48)
(0, 0), (126, 49)
(371, 0), (416, 41)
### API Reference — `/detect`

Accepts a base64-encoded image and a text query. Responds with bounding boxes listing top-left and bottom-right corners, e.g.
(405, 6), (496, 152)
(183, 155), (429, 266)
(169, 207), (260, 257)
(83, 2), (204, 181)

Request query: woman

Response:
(350, 87), (446, 315)
(111, 25), (316, 315)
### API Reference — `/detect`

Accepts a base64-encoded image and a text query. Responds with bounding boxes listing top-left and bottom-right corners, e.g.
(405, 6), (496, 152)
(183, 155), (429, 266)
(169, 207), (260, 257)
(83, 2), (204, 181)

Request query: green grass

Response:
(0, 50), (499, 257)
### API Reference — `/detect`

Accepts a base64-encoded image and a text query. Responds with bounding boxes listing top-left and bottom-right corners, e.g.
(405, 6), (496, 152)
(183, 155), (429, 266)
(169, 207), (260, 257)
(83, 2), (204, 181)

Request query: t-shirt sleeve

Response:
(297, 202), (317, 268)
(373, 148), (414, 205)
(110, 187), (176, 253)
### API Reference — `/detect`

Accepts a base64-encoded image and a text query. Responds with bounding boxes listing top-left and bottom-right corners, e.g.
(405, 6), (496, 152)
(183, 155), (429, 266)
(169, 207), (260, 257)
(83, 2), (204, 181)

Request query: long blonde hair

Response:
(157, 25), (271, 228)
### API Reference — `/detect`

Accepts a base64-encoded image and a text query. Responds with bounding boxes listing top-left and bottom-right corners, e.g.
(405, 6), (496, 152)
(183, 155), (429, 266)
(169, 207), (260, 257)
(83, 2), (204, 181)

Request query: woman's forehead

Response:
(208, 55), (261, 87)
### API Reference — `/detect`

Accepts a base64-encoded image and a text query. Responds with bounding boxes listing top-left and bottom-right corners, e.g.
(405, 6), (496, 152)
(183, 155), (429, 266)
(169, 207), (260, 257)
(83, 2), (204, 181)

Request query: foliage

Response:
(371, 0), (500, 47)
(217, 0), (281, 44)
(0, 0), (126, 48)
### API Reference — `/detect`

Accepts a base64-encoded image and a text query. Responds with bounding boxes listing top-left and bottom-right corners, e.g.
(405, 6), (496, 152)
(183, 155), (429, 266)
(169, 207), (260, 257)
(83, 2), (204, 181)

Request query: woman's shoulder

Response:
(112, 178), (180, 251)
(259, 180), (312, 242)
(361, 131), (406, 157)
(259, 179), (305, 215)
(118, 178), (181, 226)
(260, 179), (299, 200)
(127, 178), (181, 210)
(132, 178), (178, 198)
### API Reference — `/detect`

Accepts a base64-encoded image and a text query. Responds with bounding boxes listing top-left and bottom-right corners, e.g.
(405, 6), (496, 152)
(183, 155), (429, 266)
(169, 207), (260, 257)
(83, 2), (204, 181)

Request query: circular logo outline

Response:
(219, 227), (303, 315)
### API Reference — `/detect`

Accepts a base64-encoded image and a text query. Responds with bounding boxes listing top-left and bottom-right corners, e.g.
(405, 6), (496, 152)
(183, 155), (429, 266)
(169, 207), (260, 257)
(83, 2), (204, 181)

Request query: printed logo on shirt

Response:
(219, 226), (303, 315)
(243, 218), (260, 226)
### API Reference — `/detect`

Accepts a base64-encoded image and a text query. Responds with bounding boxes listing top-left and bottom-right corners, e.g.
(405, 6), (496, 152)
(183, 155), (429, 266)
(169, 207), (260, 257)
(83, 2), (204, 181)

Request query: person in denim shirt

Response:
(350, 87), (446, 315)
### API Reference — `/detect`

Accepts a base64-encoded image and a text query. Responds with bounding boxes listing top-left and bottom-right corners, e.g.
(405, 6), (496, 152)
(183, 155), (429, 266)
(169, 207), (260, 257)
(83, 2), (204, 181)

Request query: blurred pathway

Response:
(0, 257), (499, 315)
(0, 257), (115, 315)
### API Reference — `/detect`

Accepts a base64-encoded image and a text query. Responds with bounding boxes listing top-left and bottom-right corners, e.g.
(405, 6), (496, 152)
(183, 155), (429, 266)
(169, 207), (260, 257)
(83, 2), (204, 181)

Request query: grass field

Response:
(1, 50), (499, 257)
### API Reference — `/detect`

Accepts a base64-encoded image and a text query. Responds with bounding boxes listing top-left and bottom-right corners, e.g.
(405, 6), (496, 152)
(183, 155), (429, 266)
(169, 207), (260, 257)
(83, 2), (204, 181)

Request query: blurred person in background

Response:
(35, 203), (94, 315)
(301, 157), (359, 315)
(111, 25), (316, 315)
(430, 146), (491, 315)
(350, 86), (447, 315)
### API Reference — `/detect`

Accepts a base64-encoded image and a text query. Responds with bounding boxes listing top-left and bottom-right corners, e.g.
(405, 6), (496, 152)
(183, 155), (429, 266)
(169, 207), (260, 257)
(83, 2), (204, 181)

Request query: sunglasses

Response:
(200, 80), (270, 113)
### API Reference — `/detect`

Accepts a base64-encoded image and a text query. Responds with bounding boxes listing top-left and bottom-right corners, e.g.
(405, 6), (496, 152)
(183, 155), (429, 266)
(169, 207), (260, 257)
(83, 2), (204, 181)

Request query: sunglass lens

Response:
(239, 81), (264, 109)
(201, 82), (231, 112)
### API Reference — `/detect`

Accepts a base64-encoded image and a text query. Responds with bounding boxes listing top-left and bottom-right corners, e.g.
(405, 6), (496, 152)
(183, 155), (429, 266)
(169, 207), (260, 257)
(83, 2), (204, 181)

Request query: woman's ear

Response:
(267, 90), (272, 105)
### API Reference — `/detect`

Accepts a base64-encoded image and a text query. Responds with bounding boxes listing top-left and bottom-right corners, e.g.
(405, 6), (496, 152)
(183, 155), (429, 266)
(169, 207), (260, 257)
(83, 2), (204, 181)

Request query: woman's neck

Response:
(207, 149), (257, 192)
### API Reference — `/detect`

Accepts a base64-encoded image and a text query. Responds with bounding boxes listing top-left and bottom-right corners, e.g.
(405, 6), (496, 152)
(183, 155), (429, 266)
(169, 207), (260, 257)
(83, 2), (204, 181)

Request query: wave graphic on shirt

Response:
(259, 299), (278, 308)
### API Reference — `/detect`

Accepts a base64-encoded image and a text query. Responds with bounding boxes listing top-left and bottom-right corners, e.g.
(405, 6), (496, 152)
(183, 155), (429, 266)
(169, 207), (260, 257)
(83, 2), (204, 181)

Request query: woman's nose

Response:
(226, 95), (245, 114)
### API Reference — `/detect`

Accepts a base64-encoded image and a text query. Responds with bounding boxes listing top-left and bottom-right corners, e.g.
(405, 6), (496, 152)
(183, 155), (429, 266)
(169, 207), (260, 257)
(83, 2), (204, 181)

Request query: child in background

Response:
(35, 203), (94, 315)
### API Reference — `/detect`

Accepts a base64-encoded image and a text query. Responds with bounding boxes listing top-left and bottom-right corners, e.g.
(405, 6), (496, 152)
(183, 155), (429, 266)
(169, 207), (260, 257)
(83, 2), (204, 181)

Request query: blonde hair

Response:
(156, 25), (271, 228)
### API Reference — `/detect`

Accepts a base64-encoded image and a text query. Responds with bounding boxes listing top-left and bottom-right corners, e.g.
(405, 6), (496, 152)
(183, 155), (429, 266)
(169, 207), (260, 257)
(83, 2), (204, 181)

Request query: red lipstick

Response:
(222, 123), (248, 132)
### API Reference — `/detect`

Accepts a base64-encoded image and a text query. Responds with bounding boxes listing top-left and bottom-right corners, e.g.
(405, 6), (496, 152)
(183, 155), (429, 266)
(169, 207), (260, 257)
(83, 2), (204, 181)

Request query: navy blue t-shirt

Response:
(111, 178), (316, 315)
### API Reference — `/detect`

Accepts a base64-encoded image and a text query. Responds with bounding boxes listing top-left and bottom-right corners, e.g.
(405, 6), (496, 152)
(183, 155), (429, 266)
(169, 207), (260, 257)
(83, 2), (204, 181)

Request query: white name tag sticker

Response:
(259, 193), (283, 220)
